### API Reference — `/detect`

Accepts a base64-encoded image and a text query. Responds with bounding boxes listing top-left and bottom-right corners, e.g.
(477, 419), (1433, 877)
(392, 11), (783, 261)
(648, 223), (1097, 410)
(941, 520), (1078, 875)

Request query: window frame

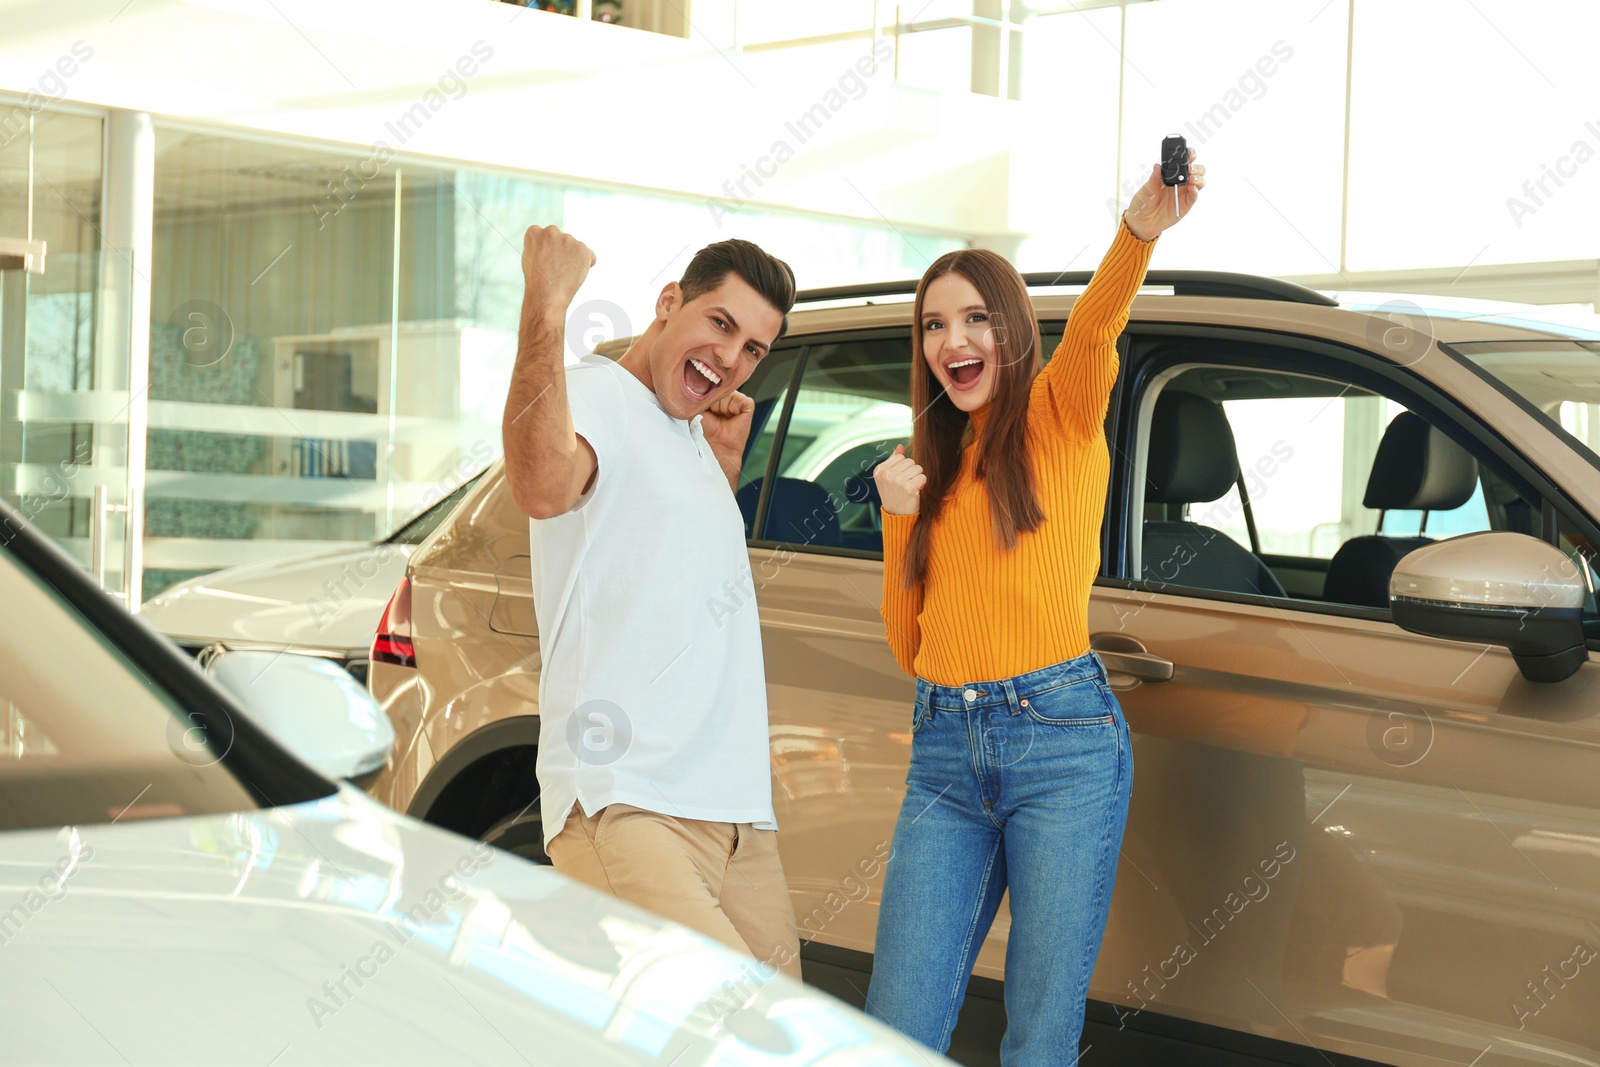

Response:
(1104, 324), (1600, 637)
(744, 328), (910, 561)
(735, 341), (809, 540)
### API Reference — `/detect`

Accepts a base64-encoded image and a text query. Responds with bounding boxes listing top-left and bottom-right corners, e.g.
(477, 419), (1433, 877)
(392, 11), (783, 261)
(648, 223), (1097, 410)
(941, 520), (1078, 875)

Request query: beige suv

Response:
(369, 272), (1600, 1067)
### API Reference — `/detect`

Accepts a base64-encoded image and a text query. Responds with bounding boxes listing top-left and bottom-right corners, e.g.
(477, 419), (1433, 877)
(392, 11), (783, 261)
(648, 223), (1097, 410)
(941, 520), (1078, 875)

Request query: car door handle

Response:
(1090, 632), (1174, 687)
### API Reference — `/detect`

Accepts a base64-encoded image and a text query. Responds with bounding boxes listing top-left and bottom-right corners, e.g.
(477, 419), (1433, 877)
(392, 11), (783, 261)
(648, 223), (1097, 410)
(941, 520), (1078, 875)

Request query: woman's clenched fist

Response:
(874, 445), (926, 516)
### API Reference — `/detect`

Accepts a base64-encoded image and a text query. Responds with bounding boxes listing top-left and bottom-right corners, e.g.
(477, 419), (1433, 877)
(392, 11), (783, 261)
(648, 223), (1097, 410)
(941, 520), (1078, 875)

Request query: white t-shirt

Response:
(528, 356), (775, 847)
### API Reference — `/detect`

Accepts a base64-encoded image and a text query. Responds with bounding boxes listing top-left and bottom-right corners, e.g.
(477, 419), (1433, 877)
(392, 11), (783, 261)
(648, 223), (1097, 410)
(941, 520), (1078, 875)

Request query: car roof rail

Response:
(795, 270), (1339, 307)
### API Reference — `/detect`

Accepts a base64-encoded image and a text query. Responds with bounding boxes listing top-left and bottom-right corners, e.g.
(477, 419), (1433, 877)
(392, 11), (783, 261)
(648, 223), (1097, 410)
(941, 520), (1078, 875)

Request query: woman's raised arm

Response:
(1037, 149), (1205, 438)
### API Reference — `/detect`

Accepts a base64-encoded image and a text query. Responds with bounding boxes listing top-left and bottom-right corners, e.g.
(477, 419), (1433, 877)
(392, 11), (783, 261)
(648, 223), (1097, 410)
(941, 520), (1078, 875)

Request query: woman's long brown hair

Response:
(902, 248), (1045, 590)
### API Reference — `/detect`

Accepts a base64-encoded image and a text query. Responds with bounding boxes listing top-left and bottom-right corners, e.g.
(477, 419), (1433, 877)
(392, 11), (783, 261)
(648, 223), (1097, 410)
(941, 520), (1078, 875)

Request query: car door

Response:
(740, 331), (915, 964)
(1088, 325), (1600, 1067)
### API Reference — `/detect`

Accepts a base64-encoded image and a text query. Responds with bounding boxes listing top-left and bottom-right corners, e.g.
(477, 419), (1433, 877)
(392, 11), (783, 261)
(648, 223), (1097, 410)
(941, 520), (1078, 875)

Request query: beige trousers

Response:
(548, 803), (802, 980)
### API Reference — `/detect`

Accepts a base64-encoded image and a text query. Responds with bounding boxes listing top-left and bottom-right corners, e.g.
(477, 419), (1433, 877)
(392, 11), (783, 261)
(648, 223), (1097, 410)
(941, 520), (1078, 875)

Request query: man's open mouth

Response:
(683, 356), (722, 400)
(945, 357), (984, 391)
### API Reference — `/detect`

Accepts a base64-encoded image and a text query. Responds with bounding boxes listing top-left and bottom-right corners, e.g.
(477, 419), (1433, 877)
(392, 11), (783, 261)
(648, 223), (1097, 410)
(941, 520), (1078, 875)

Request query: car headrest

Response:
(1364, 412), (1478, 512)
(1145, 390), (1240, 505)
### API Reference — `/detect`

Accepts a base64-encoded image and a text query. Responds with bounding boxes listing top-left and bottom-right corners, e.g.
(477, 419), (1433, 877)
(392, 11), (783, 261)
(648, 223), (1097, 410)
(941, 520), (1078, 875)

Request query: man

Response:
(502, 225), (801, 978)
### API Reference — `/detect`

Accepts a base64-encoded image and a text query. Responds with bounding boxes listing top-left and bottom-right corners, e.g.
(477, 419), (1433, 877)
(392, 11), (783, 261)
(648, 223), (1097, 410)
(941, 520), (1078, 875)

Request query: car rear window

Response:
(385, 471), (484, 546)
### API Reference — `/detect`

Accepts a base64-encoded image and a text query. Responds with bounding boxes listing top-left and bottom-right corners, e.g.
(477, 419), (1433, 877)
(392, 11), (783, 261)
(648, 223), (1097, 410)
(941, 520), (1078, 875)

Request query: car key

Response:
(1161, 134), (1189, 219)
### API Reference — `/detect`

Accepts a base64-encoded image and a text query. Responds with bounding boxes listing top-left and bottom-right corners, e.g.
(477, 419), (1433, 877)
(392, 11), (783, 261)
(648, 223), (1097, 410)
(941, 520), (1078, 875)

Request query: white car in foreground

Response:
(0, 499), (948, 1066)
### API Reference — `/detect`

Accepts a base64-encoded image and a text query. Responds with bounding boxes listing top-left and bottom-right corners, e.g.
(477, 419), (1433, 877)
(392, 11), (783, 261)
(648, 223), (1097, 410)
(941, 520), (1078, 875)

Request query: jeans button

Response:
(963, 689), (978, 702)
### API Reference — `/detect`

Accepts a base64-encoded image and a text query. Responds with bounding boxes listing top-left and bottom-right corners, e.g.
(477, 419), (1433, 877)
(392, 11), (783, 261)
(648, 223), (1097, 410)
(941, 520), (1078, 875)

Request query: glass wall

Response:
(146, 132), (407, 596)
(21, 0), (1593, 600)
(1009, 0), (1600, 286)
(688, 0), (1016, 96)
(143, 127), (959, 598)
(1345, 0), (1600, 271)
(0, 109), (109, 575)
(1117, 0), (1348, 277)
(1011, 3), (1123, 269)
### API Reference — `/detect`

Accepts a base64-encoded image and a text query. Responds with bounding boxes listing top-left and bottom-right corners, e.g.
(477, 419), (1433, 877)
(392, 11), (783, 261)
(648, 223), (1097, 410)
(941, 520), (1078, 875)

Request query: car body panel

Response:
(755, 546), (909, 956)
(0, 786), (941, 1065)
(1085, 585), (1600, 1066)
(369, 475), (540, 815)
(140, 541), (412, 654)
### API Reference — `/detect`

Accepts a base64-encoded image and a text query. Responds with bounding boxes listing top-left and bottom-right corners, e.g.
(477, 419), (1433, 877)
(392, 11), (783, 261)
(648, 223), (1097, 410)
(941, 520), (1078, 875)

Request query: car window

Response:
(1040, 328), (1065, 363)
(1133, 362), (1543, 611)
(756, 339), (912, 553)
(385, 471), (485, 546)
(1448, 339), (1600, 470)
(743, 325), (1068, 554)
(1204, 392), (1491, 559)
(0, 548), (260, 831)
(735, 346), (806, 539)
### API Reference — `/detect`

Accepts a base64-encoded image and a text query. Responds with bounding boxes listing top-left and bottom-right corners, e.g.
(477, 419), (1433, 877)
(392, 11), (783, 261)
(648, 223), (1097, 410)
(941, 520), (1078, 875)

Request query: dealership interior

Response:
(3, 2), (1599, 1065)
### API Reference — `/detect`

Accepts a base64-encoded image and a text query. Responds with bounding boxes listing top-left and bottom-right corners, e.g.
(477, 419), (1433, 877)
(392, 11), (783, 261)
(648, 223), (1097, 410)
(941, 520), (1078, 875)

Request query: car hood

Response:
(139, 543), (412, 652)
(0, 787), (936, 1065)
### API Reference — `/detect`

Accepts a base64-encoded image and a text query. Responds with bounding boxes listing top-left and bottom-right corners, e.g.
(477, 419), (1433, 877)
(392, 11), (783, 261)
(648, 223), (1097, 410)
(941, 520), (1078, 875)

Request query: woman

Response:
(868, 150), (1204, 1064)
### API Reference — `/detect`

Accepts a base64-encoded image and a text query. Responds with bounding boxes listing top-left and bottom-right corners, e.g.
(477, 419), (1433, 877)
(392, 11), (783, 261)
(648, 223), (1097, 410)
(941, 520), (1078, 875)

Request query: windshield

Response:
(0, 547), (269, 831)
(1447, 340), (1600, 469)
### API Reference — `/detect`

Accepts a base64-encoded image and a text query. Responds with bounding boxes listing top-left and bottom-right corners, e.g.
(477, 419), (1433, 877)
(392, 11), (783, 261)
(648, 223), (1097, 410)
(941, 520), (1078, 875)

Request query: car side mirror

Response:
(202, 647), (395, 782)
(1389, 532), (1590, 684)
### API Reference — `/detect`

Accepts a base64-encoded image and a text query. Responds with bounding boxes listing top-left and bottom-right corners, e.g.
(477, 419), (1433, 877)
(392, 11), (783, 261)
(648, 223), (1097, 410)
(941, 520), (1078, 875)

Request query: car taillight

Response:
(372, 578), (416, 668)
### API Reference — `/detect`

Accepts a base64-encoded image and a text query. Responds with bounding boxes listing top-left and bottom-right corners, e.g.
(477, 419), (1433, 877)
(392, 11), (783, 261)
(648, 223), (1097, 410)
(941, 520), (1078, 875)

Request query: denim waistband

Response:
(915, 650), (1108, 712)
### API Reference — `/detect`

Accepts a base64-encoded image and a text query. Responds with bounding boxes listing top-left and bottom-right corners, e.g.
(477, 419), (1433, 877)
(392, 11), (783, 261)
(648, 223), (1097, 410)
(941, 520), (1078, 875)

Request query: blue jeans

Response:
(867, 651), (1133, 1066)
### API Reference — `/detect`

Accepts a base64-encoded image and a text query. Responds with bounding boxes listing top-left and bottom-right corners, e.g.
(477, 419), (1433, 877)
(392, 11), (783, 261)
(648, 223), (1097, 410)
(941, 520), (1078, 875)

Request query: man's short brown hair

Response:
(679, 239), (797, 340)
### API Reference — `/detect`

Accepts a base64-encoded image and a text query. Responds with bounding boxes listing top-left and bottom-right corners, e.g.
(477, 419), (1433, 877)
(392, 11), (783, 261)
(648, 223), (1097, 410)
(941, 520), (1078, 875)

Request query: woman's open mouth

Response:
(944, 357), (985, 392)
(682, 356), (722, 400)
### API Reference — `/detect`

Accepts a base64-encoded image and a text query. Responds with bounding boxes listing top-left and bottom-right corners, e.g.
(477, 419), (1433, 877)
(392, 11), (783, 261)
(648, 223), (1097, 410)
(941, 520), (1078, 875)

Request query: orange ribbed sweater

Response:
(880, 220), (1156, 685)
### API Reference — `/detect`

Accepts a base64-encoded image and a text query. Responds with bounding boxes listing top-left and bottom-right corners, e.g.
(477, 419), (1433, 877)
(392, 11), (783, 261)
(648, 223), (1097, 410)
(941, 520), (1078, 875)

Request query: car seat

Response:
(1321, 412), (1478, 608)
(1141, 390), (1288, 597)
